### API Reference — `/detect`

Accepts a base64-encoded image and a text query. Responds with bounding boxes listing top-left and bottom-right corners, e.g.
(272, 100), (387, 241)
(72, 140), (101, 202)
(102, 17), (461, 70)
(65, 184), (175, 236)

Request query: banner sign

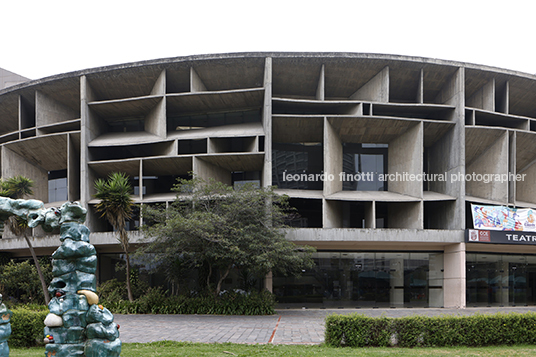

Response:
(466, 229), (536, 245)
(471, 204), (536, 231)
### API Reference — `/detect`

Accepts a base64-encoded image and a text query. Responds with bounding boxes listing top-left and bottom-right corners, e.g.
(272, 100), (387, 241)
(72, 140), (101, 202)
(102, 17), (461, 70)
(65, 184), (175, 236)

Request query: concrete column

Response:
(264, 271), (273, 293)
(316, 65), (325, 101)
(262, 57), (272, 187)
(428, 67), (465, 230)
(499, 261), (509, 306)
(416, 68), (424, 103)
(324, 118), (342, 195)
(443, 243), (466, 308)
(390, 258), (404, 307)
(67, 133), (81, 201)
(508, 131), (516, 204)
(428, 253), (444, 308)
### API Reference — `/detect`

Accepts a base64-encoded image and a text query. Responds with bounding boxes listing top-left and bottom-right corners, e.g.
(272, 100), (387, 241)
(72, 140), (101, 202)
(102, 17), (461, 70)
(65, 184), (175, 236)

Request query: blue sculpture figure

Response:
(0, 198), (121, 357)
(0, 295), (13, 357)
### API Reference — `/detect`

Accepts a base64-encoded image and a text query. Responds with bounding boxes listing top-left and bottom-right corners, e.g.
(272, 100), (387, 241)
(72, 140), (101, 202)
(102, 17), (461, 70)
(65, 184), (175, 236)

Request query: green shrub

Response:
(101, 290), (276, 315)
(325, 312), (536, 348)
(9, 306), (48, 348)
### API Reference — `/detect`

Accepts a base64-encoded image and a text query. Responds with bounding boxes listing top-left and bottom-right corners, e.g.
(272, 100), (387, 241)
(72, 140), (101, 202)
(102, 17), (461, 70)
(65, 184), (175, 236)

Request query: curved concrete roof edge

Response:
(2, 51), (536, 95)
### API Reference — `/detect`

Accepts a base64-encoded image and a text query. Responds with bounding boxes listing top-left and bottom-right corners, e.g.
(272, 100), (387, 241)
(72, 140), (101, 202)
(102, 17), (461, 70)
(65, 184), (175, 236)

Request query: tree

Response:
(139, 177), (315, 297)
(0, 175), (51, 304)
(94, 172), (135, 302)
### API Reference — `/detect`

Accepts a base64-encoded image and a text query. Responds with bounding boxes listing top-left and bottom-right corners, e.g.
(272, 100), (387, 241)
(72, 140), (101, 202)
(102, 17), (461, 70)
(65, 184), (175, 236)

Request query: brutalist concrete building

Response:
(1, 53), (536, 309)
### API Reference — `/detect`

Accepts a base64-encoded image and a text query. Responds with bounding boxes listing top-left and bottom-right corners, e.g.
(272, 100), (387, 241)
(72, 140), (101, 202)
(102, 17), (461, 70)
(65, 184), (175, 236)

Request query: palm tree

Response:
(94, 172), (135, 302)
(0, 175), (50, 304)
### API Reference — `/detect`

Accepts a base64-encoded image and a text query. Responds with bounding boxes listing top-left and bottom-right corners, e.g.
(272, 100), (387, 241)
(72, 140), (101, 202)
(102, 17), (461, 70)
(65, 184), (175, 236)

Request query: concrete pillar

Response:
(497, 261), (509, 306)
(316, 65), (325, 101)
(264, 271), (273, 293)
(324, 119), (342, 195)
(428, 253), (444, 308)
(390, 258), (404, 307)
(427, 67), (465, 230)
(262, 57), (272, 187)
(443, 243), (466, 308)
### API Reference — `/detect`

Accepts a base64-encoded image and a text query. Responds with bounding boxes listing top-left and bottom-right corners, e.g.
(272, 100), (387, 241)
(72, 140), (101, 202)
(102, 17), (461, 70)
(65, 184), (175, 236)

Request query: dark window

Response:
(48, 169), (68, 202)
(168, 110), (261, 131)
(342, 143), (388, 191)
(272, 143), (323, 190)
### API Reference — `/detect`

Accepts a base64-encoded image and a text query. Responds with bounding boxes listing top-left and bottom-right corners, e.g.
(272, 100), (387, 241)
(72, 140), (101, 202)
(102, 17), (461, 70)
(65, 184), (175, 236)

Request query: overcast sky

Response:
(3, 1), (535, 80)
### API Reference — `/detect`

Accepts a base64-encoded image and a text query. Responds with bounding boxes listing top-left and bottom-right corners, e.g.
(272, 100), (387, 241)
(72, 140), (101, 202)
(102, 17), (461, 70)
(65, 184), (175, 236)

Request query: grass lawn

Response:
(9, 341), (536, 356)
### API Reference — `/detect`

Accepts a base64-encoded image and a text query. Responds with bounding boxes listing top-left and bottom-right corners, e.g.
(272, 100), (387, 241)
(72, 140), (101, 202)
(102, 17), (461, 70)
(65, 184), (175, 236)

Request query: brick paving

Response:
(114, 306), (536, 345)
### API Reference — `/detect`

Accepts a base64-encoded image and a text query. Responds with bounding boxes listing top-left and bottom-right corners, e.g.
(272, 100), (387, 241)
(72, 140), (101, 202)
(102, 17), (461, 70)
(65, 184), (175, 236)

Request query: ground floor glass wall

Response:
(273, 251), (444, 308)
(466, 253), (536, 307)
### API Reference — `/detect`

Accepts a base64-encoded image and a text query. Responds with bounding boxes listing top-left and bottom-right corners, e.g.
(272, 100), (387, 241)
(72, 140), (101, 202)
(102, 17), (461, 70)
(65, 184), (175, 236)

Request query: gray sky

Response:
(3, 0), (535, 80)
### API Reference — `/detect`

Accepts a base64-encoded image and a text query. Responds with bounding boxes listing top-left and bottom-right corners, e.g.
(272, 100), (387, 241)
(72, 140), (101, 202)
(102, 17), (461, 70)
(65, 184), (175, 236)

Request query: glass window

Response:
(272, 143), (323, 190)
(273, 251), (443, 308)
(342, 143), (388, 191)
(466, 253), (536, 307)
(48, 169), (68, 202)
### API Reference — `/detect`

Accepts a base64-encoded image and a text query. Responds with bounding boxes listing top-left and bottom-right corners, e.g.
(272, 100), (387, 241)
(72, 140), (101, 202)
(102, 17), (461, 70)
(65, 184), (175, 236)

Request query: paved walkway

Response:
(114, 307), (536, 345)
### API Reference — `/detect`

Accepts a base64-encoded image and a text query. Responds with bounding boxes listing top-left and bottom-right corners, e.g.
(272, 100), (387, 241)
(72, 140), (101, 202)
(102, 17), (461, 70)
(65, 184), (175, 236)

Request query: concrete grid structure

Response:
(1, 53), (536, 309)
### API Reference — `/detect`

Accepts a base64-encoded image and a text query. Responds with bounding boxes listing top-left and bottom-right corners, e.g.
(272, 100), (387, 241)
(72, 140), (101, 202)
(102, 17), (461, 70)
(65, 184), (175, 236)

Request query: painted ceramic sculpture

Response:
(0, 198), (121, 357)
(0, 295), (13, 357)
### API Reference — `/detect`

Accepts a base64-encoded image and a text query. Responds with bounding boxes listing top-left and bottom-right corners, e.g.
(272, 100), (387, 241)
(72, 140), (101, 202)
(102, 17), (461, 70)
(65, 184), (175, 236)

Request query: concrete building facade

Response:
(1, 53), (536, 308)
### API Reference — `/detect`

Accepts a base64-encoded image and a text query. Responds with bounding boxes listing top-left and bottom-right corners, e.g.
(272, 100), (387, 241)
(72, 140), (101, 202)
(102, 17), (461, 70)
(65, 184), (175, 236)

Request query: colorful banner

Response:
(471, 204), (536, 231)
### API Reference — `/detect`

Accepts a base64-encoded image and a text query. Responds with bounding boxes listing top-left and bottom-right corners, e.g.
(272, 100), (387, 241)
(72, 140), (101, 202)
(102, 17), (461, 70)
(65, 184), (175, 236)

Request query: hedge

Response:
(325, 312), (536, 347)
(9, 306), (48, 348)
(101, 288), (276, 315)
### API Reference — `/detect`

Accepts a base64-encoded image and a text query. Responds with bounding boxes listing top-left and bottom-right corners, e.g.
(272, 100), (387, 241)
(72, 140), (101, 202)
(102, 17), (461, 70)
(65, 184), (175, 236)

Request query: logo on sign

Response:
(478, 230), (491, 242)
(469, 230), (479, 241)
(468, 230), (490, 242)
